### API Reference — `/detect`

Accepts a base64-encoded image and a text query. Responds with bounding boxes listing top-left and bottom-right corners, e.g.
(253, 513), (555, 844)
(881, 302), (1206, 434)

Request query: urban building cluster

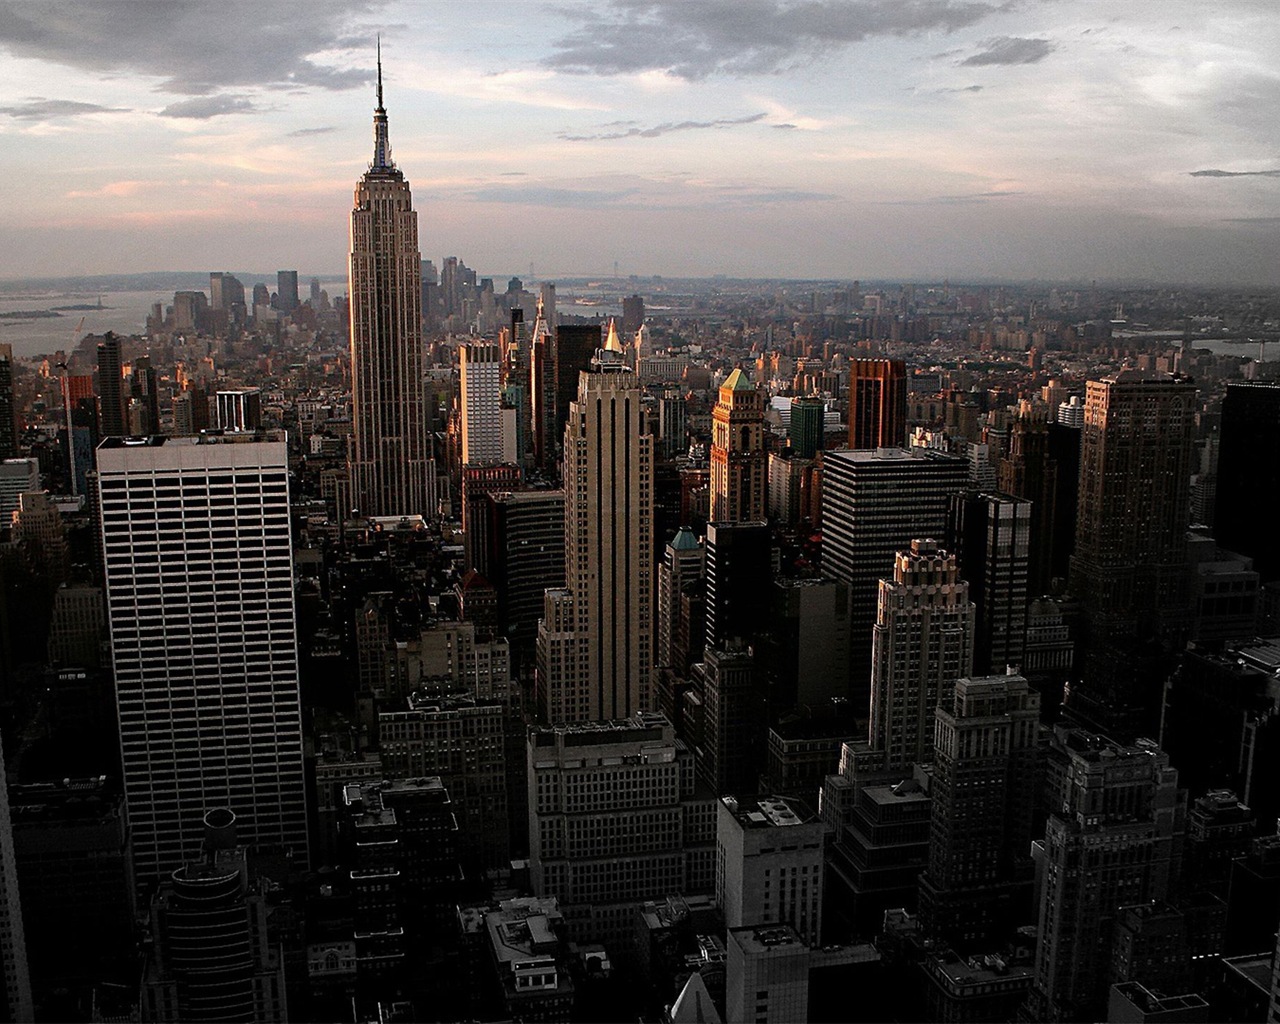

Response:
(0, 61), (1279, 1024)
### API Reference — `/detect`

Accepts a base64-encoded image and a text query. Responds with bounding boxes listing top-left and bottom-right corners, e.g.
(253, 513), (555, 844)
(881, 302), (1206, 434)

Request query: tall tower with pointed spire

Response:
(348, 44), (433, 517)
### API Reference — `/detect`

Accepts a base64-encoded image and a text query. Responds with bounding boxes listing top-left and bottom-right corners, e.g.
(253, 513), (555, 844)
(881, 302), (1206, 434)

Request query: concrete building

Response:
(716, 795), (823, 946)
(871, 540), (975, 774)
(142, 810), (287, 1023)
(657, 527), (703, 673)
(527, 713), (715, 948)
(918, 673), (1040, 950)
(0, 459), (39, 522)
(96, 435), (307, 886)
(692, 644), (765, 796)
(0, 732), (31, 1024)
(726, 926), (810, 1024)
(378, 691), (508, 870)
(1027, 727), (1183, 1022)
(535, 333), (654, 723)
(459, 343), (507, 466)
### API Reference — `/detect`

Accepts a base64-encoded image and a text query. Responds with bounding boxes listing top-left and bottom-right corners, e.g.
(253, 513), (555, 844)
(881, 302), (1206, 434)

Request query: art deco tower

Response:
(709, 369), (766, 523)
(348, 51), (431, 517)
(536, 324), (654, 722)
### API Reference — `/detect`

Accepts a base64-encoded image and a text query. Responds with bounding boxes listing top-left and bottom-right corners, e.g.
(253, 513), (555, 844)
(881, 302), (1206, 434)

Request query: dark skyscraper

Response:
(276, 269), (299, 313)
(348, 52), (431, 517)
(704, 520), (772, 652)
(622, 293), (644, 335)
(552, 324), (601, 450)
(821, 447), (968, 697)
(847, 358), (907, 450)
(96, 332), (126, 438)
(788, 396), (824, 459)
(1215, 381), (1280, 582)
(0, 345), (15, 459)
(950, 492), (1033, 675)
(1068, 370), (1196, 738)
(998, 407), (1059, 595)
(918, 673), (1039, 951)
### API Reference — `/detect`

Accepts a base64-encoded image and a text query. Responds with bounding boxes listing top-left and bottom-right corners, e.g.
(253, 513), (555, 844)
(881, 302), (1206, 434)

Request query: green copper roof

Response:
(670, 527), (700, 551)
(723, 368), (753, 391)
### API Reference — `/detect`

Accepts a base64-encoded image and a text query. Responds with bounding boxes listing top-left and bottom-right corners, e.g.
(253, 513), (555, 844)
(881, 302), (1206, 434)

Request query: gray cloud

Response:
(1190, 168), (1280, 178)
(877, 189), (1024, 205)
(288, 126), (338, 137)
(0, 97), (129, 119)
(158, 95), (258, 119)
(467, 178), (837, 209)
(545, 0), (1000, 79)
(0, 1), (380, 95)
(560, 112), (767, 141)
(1220, 216), (1280, 223)
(960, 36), (1055, 66)
(470, 186), (644, 207)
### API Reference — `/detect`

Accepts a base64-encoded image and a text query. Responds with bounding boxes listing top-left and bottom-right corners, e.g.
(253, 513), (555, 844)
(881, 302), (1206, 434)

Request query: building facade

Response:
(709, 369), (766, 523)
(869, 540), (976, 774)
(847, 358), (907, 450)
(535, 337), (654, 723)
(97, 435), (308, 885)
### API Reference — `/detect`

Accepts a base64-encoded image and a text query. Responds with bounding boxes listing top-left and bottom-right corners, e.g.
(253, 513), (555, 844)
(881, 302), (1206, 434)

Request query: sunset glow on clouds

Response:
(0, 0), (1277, 283)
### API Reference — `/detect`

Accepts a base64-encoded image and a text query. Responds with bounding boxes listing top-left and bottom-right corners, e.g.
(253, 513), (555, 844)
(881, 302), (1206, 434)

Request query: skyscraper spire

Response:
(371, 36), (394, 172)
(376, 35), (384, 111)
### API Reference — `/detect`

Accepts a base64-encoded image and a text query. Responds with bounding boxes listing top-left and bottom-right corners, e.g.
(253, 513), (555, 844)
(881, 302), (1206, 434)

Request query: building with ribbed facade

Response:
(918, 673), (1040, 951)
(348, 56), (432, 517)
(1026, 727), (1182, 1022)
(96, 435), (307, 886)
(535, 330), (654, 723)
(869, 540), (975, 774)
(846, 358), (906, 450)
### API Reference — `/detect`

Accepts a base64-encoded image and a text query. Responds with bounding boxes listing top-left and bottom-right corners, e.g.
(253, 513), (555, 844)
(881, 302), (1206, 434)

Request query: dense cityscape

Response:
(2, 8), (1280, 1024)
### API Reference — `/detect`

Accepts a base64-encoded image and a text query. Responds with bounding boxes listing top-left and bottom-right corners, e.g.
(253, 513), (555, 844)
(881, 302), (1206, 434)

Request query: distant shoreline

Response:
(0, 310), (60, 320)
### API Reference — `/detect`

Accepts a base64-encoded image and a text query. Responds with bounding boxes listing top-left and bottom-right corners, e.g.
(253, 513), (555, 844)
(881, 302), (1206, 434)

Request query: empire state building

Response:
(348, 53), (432, 517)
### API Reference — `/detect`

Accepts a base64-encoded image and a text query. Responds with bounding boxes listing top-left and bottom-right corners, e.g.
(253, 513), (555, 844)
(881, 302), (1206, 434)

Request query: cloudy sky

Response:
(0, 0), (1277, 284)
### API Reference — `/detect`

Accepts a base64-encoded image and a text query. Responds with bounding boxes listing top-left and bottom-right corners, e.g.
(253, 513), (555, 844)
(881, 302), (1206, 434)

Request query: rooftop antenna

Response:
(376, 34), (384, 111)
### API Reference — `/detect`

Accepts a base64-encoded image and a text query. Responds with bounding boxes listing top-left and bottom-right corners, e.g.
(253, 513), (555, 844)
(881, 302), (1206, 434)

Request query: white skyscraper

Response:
(96, 435), (308, 886)
(536, 325), (654, 722)
(459, 342), (507, 465)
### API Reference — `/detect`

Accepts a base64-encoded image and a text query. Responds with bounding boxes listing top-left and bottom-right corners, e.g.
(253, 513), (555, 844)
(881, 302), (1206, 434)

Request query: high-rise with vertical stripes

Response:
(97, 435), (308, 886)
(348, 52), (432, 517)
(536, 325), (654, 722)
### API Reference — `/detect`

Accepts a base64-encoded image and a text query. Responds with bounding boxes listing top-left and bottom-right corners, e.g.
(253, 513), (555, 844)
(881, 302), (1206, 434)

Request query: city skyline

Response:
(0, 1), (1275, 285)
